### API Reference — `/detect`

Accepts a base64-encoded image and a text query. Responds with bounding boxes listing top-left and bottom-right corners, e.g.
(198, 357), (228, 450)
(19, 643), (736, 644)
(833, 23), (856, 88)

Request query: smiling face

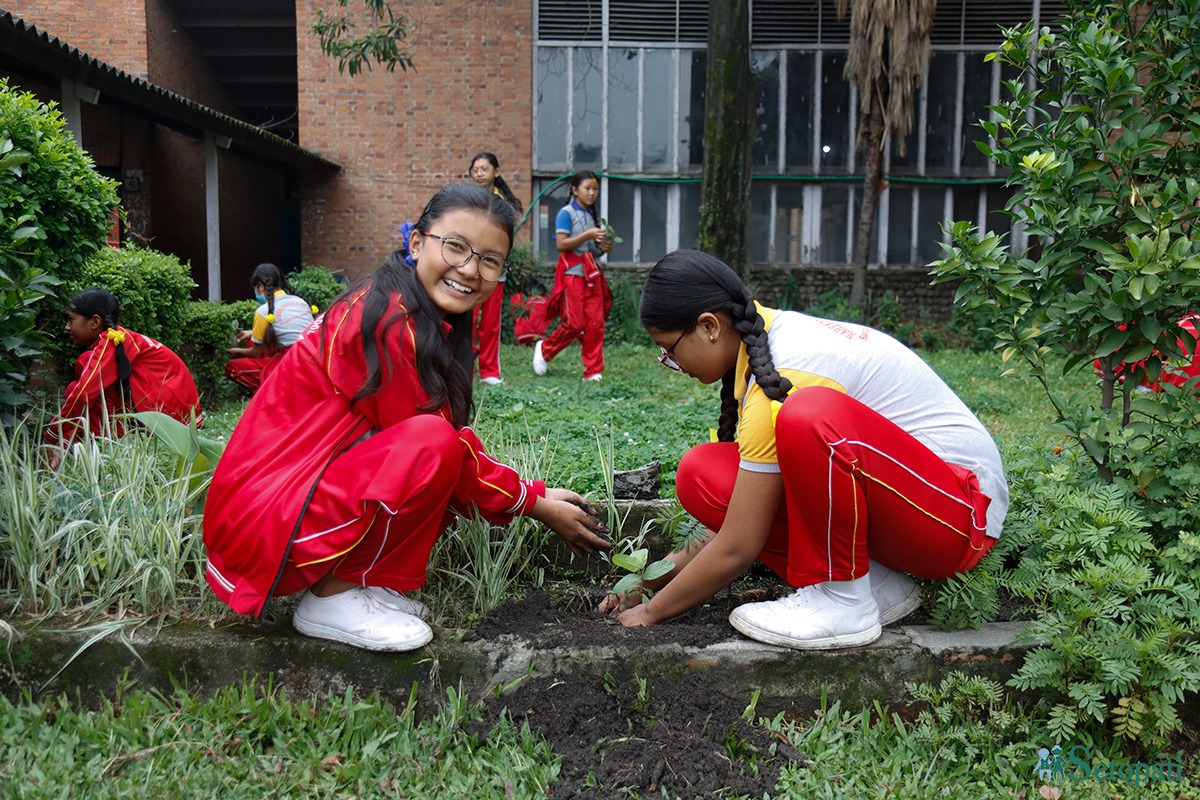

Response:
(65, 309), (103, 348)
(470, 159), (498, 190)
(408, 208), (510, 317)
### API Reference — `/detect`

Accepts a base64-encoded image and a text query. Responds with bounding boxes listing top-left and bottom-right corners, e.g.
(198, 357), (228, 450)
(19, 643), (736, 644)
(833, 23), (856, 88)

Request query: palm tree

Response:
(835, 0), (937, 313)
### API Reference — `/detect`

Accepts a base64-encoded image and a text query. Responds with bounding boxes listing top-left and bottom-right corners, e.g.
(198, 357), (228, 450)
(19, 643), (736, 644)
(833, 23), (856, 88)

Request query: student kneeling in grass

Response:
(203, 183), (612, 652)
(599, 250), (1008, 650)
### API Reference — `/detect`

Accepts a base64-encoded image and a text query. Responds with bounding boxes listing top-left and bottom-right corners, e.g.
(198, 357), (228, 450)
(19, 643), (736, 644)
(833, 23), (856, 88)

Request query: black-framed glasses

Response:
(657, 330), (688, 370)
(421, 231), (508, 283)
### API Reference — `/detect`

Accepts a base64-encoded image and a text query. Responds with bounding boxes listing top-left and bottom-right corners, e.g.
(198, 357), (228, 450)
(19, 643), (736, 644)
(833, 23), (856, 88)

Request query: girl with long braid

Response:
(226, 263), (315, 391)
(599, 250), (1008, 650)
(203, 183), (611, 652)
(44, 288), (201, 467)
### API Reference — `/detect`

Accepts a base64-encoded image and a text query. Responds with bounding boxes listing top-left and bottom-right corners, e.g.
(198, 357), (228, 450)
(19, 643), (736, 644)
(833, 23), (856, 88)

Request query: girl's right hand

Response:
(597, 588), (642, 615)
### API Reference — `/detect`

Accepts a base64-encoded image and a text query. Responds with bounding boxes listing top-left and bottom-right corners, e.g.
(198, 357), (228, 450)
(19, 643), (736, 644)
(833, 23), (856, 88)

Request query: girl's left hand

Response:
(615, 604), (653, 627)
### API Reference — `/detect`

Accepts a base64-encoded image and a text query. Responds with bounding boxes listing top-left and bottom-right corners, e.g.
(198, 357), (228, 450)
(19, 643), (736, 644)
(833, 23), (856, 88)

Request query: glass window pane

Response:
(819, 184), (852, 264)
(952, 184), (981, 228)
(608, 49), (639, 170)
(889, 86), (921, 174)
(644, 50), (674, 172)
(925, 52), (958, 171)
(681, 50), (707, 170)
(535, 178), (574, 266)
(785, 52), (814, 171)
(986, 186), (1013, 238)
(607, 179), (636, 263)
(820, 52), (851, 171)
(573, 48), (604, 167)
(679, 181), (701, 250)
(886, 187), (913, 265)
(640, 183), (668, 263)
(961, 53), (993, 172)
(917, 186), (949, 264)
(753, 52), (780, 170)
(775, 183), (805, 264)
(536, 49), (569, 170)
(750, 183), (772, 263)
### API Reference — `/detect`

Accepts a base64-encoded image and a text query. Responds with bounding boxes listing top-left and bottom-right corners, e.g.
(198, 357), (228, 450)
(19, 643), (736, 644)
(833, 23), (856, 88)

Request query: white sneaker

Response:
(729, 583), (881, 649)
(869, 560), (922, 626)
(532, 341), (548, 376)
(480, 376), (503, 386)
(364, 586), (431, 620)
(583, 373), (602, 381)
(293, 587), (432, 651)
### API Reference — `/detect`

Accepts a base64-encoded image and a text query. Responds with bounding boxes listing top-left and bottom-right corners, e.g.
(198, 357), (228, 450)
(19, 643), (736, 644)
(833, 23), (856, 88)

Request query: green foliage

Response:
(68, 245), (196, 352)
(930, 4), (1200, 491)
(180, 299), (258, 407)
(0, 680), (560, 799)
(286, 264), (345, 313)
(0, 79), (119, 412)
(131, 411), (224, 510)
(311, 0), (414, 77)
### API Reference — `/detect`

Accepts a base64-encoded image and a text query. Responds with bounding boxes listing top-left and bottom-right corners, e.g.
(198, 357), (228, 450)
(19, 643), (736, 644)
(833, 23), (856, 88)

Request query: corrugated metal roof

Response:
(0, 10), (337, 173)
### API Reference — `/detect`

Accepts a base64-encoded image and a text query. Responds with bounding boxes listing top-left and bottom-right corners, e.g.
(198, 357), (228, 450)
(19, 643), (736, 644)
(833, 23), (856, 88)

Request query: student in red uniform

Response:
(599, 251), (1008, 650)
(468, 152), (522, 386)
(225, 262), (315, 391)
(533, 171), (613, 380)
(43, 288), (202, 468)
(203, 183), (612, 652)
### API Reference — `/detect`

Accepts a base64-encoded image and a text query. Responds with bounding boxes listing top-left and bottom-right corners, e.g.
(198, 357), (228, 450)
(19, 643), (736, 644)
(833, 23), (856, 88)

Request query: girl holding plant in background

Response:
(203, 183), (612, 653)
(225, 262), (315, 391)
(599, 250), (1008, 650)
(532, 170), (613, 381)
(468, 151), (522, 386)
(43, 287), (202, 469)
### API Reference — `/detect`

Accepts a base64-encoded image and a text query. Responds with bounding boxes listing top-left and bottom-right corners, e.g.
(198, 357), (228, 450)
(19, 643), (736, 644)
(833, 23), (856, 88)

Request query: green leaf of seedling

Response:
(643, 559), (675, 581)
(612, 548), (649, 573)
(612, 574), (641, 596)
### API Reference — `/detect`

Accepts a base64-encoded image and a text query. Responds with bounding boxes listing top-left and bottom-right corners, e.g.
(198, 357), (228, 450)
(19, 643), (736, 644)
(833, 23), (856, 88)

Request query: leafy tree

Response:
(310, 0), (414, 76)
(932, 1), (1200, 489)
(835, 0), (937, 313)
(697, 0), (754, 278)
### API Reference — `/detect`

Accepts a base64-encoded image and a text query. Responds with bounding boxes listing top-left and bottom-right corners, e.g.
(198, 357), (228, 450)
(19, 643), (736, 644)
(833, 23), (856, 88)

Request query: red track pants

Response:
(225, 353), (284, 391)
(473, 286), (503, 380)
(271, 415), (462, 596)
(676, 387), (995, 587)
(541, 274), (607, 378)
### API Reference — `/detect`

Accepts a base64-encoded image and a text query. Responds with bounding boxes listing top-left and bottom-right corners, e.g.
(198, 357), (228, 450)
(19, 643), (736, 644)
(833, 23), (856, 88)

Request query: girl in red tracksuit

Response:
(599, 251), (1008, 651)
(44, 288), (201, 466)
(468, 151), (523, 386)
(202, 183), (611, 653)
(533, 171), (613, 380)
(225, 262), (315, 392)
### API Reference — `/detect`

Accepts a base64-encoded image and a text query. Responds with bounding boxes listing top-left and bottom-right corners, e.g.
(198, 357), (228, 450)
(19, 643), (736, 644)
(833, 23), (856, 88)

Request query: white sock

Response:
(821, 574), (873, 606)
(867, 559), (895, 590)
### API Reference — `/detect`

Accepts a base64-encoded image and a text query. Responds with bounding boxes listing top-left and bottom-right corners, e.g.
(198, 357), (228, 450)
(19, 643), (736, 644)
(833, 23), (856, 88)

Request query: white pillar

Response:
(204, 133), (223, 301)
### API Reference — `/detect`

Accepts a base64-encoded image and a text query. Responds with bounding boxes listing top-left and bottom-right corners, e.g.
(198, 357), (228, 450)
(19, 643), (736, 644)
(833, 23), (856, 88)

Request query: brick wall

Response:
(4, 0), (150, 78)
(144, 0), (241, 114)
(296, 0), (534, 278)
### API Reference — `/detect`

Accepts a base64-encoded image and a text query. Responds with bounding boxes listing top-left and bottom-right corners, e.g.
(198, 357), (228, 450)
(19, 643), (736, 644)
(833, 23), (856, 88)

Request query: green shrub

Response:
(0, 78), (119, 413)
(181, 299), (258, 407)
(286, 264), (345, 313)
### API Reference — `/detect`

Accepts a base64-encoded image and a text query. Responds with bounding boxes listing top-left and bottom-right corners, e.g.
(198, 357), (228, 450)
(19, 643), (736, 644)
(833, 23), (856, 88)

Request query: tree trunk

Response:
(850, 78), (885, 313)
(698, 0), (754, 279)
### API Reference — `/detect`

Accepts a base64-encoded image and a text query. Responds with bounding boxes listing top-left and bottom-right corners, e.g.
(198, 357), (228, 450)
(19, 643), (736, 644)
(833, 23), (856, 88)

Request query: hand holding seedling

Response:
(530, 488), (613, 555)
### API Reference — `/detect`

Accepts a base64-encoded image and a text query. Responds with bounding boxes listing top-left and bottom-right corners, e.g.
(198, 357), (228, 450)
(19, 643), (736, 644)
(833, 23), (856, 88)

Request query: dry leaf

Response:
(1039, 786), (1062, 800)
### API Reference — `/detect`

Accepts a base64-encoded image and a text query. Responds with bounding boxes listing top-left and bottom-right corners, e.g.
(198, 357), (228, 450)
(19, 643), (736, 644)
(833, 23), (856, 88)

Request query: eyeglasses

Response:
(421, 231), (507, 283)
(657, 330), (688, 370)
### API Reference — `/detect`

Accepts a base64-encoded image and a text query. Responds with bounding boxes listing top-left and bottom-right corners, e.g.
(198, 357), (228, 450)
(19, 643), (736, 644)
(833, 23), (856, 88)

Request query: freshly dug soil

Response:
(480, 672), (807, 799)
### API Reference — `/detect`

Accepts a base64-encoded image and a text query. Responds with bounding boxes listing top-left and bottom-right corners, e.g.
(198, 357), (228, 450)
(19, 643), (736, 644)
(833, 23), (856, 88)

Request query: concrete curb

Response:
(1, 618), (1034, 715)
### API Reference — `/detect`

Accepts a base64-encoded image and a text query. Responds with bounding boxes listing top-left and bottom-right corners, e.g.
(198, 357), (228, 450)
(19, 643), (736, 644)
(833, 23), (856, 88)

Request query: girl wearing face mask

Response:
(226, 263), (316, 391)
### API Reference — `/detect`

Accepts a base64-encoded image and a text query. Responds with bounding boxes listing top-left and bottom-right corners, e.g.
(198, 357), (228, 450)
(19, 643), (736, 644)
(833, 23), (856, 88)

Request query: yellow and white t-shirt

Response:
(734, 304), (1008, 539)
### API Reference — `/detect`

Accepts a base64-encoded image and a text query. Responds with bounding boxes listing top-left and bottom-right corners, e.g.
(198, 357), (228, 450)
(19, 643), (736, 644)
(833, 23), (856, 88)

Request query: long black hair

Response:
(250, 262), (290, 352)
(327, 183), (516, 427)
(639, 250), (792, 442)
(70, 287), (132, 404)
(567, 170), (601, 229)
(470, 152), (522, 212)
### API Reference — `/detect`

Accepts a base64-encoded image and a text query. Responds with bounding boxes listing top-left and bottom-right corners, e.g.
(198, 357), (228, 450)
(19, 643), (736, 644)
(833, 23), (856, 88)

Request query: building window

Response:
(533, 0), (1066, 266)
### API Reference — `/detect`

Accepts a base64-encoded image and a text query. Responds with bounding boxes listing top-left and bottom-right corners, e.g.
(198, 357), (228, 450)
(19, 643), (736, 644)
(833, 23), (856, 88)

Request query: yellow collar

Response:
(733, 303), (778, 402)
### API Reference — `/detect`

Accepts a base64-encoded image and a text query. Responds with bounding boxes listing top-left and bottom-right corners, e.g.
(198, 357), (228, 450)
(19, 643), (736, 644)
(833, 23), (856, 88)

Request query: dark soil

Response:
(479, 672), (807, 799)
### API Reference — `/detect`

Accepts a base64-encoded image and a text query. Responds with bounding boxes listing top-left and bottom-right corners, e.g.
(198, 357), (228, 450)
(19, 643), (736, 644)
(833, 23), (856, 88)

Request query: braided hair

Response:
(638, 250), (792, 442)
(325, 183), (516, 427)
(250, 262), (291, 352)
(70, 288), (132, 405)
